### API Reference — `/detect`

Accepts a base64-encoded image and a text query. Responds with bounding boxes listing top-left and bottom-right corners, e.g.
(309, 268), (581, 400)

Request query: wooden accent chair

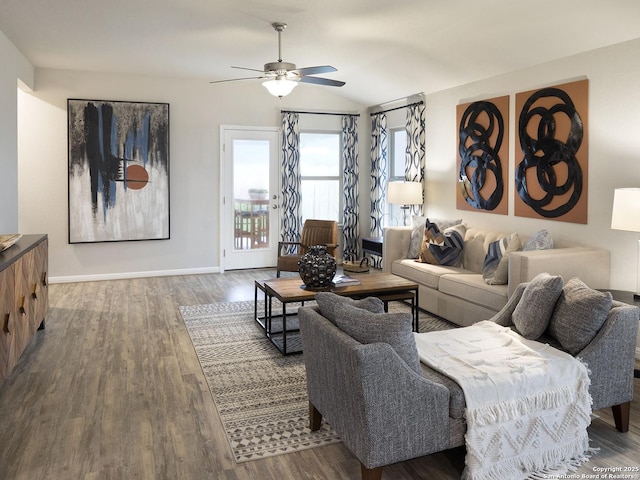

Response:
(276, 219), (338, 277)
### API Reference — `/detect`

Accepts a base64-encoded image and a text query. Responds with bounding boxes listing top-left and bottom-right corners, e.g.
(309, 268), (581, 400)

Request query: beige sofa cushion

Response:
(392, 259), (470, 289)
(439, 273), (509, 311)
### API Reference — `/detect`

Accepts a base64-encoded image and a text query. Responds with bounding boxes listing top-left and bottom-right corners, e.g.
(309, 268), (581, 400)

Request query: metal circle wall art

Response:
(456, 95), (509, 215)
(515, 87), (584, 219)
(456, 96), (509, 214)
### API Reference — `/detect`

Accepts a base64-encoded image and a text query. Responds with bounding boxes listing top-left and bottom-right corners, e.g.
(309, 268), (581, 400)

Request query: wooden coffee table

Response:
(257, 273), (419, 355)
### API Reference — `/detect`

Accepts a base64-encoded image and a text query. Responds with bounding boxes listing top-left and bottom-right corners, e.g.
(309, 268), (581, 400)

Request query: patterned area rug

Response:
(179, 299), (455, 463)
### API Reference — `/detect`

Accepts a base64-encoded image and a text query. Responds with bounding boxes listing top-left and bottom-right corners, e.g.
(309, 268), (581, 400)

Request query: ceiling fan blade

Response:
(231, 66), (266, 73)
(299, 76), (345, 87)
(210, 76), (265, 84)
(293, 65), (337, 76)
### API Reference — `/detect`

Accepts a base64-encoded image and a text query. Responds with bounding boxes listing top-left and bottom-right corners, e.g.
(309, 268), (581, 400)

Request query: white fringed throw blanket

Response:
(414, 321), (592, 480)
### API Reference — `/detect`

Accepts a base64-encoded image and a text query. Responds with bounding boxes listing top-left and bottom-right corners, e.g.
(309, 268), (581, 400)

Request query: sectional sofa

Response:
(382, 225), (610, 326)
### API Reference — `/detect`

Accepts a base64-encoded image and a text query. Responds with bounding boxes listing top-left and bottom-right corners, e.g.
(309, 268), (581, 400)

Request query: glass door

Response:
(221, 126), (279, 270)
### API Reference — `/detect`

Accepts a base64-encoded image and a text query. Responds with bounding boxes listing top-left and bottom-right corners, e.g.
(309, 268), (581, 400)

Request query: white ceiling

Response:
(2, 0), (640, 105)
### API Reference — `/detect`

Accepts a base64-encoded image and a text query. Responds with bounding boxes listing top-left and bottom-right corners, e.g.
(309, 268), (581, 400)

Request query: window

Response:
(387, 127), (407, 224)
(390, 127), (407, 181)
(299, 132), (342, 223)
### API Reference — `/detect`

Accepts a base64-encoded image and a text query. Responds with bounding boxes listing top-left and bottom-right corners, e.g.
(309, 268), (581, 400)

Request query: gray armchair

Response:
(299, 306), (465, 480)
(299, 279), (639, 480)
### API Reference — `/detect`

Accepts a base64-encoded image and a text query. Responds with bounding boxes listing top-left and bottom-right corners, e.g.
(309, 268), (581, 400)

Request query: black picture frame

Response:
(67, 99), (170, 243)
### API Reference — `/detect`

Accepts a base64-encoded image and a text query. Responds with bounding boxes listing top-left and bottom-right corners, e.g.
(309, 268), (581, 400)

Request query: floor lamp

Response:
(387, 181), (423, 226)
(611, 187), (640, 300)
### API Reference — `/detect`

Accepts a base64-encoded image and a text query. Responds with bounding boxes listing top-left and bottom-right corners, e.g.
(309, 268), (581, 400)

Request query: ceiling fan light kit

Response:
(262, 78), (298, 97)
(211, 22), (344, 97)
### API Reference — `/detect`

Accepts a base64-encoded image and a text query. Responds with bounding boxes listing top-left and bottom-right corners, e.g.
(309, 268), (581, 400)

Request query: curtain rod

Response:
(281, 109), (360, 117)
(369, 100), (424, 116)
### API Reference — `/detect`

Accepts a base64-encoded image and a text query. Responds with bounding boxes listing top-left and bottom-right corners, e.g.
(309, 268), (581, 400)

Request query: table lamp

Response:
(611, 187), (640, 299)
(387, 181), (423, 226)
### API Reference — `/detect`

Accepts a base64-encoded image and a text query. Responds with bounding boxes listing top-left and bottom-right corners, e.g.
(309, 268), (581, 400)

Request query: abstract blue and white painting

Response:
(67, 99), (170, 243)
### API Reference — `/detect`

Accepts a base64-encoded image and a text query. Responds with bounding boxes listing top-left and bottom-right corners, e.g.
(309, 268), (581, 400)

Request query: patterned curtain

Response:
(281, 112), (302, 247)
(369, 113), (388, 268)
(342, 115), (359, 262)
(405, 103), (426, 216)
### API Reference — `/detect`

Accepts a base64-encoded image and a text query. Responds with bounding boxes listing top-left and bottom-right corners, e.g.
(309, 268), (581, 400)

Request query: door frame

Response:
(219, 125), (280, 272)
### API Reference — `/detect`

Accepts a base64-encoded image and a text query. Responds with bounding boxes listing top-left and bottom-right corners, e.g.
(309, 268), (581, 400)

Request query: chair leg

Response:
(309, 401), (322, 431)
(612, 402), (631, 432)
(276, 268), (281, 278)
(361, 464), (383, 480)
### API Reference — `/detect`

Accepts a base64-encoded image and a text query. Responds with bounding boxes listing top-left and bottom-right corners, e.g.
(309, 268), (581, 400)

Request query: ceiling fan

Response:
(210, 22), (345, 97)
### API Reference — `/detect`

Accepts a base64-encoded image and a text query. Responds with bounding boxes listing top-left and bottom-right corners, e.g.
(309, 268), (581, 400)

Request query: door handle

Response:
(3, 312), (10, 334)
(272, 204), (278, 209)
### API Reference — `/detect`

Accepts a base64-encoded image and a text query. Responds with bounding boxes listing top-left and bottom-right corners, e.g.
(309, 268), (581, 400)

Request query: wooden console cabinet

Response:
(0, 234), (48, 385)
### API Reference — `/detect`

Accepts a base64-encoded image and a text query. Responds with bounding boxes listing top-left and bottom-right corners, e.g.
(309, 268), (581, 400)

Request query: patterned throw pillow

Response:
(333, 302), (421, 374)
(482, 233), (522, 285)
(523, 229), (554, 251)
(512, 273), (563, 340)
(407, 216), (462, 259)
(407, 216), (428, 259)
(548, 277), (613, 355)
(418, 221), (466, 266)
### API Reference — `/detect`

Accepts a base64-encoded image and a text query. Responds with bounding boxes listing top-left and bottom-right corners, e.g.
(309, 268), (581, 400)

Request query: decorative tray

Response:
(0, 234), (22, 252)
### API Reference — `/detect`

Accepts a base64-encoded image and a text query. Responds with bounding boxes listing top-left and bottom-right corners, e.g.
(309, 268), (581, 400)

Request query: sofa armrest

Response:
(508, 247), (610, 297)
(299, 306), (451, 469)
(382, 226), (412, 273)
(578, 302), (640, 411)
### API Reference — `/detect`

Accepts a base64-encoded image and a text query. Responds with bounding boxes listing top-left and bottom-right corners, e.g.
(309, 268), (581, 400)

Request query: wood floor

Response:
(0, 270), (638, 480)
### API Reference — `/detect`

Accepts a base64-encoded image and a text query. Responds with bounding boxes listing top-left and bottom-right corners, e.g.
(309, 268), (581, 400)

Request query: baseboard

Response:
(49, 266), (221, 284)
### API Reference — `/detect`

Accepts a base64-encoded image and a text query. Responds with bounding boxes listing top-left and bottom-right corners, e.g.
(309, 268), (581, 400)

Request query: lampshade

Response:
(262, 78), (298, 97)
(611, 188), (640, 232)
(387, 181), (423, 206)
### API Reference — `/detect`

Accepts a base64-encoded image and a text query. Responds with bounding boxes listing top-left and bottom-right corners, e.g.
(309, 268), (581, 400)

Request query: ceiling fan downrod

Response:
(272, 22), (286, 63)
(264, 22), (295, 73)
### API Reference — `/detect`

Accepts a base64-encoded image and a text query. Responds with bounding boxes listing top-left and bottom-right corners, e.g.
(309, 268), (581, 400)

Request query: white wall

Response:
(15, 38), (640, 290)
(0, 30), (33, 232)
(17, 69), (367, 281)
(423, 38), (640, 291)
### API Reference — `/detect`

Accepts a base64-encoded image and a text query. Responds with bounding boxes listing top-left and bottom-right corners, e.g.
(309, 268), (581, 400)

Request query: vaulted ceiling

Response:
(2, 0), (640, 105)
